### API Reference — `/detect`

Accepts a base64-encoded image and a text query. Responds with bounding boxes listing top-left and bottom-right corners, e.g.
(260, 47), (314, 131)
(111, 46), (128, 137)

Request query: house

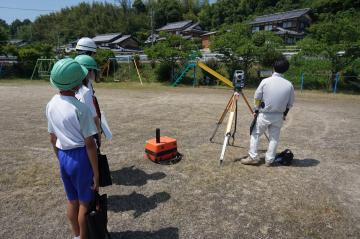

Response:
(157, 20), (207, 38)
(250, 8), (312, 44)
(92, 33), (123, 47)
(146, 20), (208, 44)
(8, 39), (28, 47)
(108, 35), (140, 50)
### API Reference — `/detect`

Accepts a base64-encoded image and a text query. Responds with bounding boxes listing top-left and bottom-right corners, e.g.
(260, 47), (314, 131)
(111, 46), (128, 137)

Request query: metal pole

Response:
(30, 59), (39, 80)
(333, 72), (340, 94)
(192, 64), (196, 87)
(301, 72), (304, 92)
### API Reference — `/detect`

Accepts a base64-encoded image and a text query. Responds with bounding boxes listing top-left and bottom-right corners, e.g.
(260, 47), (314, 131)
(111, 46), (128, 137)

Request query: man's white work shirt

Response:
(46, 94), (98, 150)
(76, 85), (97, 118)
(254, 72), (294, 113)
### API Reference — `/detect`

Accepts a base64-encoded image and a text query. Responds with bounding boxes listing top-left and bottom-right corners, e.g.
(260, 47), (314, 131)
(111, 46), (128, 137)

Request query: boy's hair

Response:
(273, 57), (289, 74)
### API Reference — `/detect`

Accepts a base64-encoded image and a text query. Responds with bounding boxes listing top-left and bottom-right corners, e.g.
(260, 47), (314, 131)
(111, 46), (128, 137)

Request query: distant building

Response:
(108, 35), (140, 50)
(8, 39), (28, 47)
(250, 8), (312, 44)
(146, 20), (208, 44)
(200, 31), (217, 51)
(92, 33), (140, 51)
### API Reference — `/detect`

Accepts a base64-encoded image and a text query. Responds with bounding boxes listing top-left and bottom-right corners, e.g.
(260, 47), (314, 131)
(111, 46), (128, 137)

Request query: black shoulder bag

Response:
(86, 192), (112, 239)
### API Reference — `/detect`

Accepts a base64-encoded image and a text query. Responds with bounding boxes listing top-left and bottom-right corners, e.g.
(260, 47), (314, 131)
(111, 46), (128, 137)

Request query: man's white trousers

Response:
(249, 112), (283, 163)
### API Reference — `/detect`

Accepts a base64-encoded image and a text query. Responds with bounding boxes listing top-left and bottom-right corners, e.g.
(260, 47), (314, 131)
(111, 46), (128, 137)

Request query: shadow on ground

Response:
(233, 157), (320, 167)
(108, 192), (171, 218)
(111, 166), (166, 186)
(110, 227), (179, 239)
(291, 158), (320, 167)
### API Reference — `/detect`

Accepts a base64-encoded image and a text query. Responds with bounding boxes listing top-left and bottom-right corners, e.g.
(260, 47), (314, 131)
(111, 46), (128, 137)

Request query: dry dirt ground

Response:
(0, 81), (360, 239)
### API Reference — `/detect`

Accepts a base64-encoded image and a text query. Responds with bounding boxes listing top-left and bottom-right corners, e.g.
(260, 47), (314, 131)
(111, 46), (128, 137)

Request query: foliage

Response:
(252, 30), (283, 67)
(154, 0), (183, 28)
(211, 23), (283, 83)
(145, 32), (199, 81)
(133, 0), (147, 13)
(0, 23), (9, 54)
(155, 62), (173, 82)
(211, 23), (254, 79)
(94, 48), (115, 66)
(296, 10), (360, 90)
(285, 55), (332, 89)
(16, 44), (54, 77)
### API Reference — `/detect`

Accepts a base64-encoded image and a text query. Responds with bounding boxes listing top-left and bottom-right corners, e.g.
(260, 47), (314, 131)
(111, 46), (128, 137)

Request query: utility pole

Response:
(150, 0), (155, 45)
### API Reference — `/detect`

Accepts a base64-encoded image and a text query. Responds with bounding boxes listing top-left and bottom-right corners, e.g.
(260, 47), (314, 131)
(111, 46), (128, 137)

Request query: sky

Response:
(0, 0), (216, 25)
(0, 0), (112, 24)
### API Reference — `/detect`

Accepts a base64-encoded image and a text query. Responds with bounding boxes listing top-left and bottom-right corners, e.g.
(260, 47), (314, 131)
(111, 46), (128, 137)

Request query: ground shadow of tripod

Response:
(111, 166), (166, 187)
(110, 227), (179, 239)
(108, 191), (171, 218)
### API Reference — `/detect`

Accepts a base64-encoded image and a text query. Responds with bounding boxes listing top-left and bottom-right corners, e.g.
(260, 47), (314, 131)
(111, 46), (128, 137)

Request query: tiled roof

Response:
(157, 20), (193, 31)
(111, 35), (132, 44)
(183, 22), (200, 31)
(201, 31), (217, 37)
(250, 8), (311, 25)
(92, 33), (122, 43)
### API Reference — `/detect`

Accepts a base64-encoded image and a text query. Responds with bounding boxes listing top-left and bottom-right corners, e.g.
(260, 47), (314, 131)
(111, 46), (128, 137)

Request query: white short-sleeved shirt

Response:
(46, 94), (98, 150)
(76, 85), (97, 118)
(254, 72), (295, 113)
(87, 81), (94, 96)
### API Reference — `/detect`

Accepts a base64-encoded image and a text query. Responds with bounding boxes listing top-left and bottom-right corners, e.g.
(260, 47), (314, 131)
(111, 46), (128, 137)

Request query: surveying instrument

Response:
(209, 70), (268, 165)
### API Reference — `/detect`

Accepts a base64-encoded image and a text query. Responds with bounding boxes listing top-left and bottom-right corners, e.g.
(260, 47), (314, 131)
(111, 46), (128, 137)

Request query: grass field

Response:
(0, 80), (359, 238)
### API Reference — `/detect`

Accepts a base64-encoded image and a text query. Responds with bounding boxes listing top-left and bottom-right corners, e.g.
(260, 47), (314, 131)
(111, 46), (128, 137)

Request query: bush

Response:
(9, 43), (54, 78)
(155, 63), (172, 82)
(94, 48), (115, 66)
(18, 48), (42, 77)
(285, 55), (332, 90)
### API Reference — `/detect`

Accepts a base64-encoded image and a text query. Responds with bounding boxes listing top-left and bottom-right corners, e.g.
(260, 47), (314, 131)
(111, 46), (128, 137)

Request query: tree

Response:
(154, 0), (183, 28)
(133, 0), (146, 13)
(252, 30), (283, 67)
(298, 11), (360, 74)
(0, 19), (9, 54)
(297, 10), (360, 90)
(211, 23), (257, 80)
(145, 32), (198, 81)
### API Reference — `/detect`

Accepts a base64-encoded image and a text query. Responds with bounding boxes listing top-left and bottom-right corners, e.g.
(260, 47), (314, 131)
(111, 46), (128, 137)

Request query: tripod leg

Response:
(209, 95), (234, 142)
(219, 98), (236, 165)
(219, 134), (230, 166)
(229, 98), (238, 146)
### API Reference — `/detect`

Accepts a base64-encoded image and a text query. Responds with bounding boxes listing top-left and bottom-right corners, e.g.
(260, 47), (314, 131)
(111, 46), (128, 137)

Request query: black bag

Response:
(98, 152), (112, 187)
(249, 113), (258, 135)
(275, 149), (294, 166)
(86, 192), (111, 239)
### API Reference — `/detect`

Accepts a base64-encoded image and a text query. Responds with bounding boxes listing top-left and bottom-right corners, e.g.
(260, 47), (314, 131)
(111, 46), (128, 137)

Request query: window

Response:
(286, 38), (294, 44)
(265, 25), (273, 31)
(252, 26), (259, 32)
(282, 21), (294, 28)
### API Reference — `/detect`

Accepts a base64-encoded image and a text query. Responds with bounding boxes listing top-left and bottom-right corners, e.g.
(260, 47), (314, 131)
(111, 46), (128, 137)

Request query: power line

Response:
(0, 6), (55, 12)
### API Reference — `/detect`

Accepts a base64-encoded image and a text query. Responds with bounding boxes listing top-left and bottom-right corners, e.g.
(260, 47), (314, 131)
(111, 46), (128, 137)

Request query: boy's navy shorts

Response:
(57, 147), (93, 202)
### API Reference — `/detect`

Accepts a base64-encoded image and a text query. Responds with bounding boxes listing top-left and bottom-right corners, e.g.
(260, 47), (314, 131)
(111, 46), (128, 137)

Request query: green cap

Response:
(74, 54), (99, 71)
(50, 58), (88, 91)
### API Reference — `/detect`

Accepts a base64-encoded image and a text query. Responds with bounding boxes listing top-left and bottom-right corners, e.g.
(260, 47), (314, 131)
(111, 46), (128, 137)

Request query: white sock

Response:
(74, 236), (80, 239)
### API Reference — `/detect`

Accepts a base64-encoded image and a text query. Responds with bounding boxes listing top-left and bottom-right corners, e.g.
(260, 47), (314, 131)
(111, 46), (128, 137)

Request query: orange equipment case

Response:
(145, 129), (178, 162)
